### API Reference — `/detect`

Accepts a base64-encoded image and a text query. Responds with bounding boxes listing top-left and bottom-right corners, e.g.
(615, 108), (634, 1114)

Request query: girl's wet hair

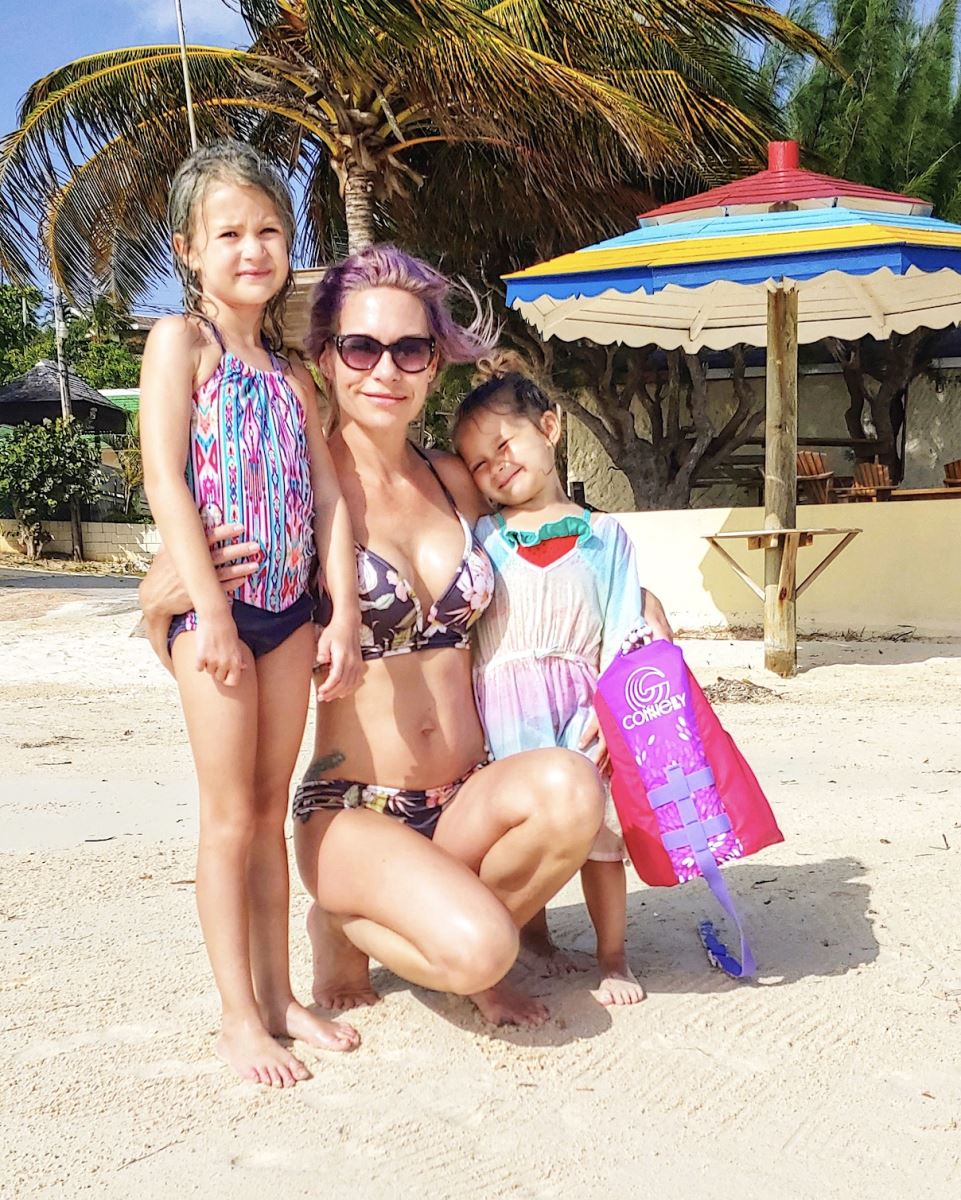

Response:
(168, 139), (296, 351)
(305, 243), (497, 366)
(452, 361), (555, 449)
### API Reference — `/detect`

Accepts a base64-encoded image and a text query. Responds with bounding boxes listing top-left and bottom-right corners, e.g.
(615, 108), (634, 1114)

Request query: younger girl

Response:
(454, 370), (650, 1006)
(140, 141), (361, 1086)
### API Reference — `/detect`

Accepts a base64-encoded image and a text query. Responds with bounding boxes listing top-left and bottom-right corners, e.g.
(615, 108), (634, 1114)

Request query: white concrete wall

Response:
(616, 500), (961, 638)
(0, 519), (161, 563)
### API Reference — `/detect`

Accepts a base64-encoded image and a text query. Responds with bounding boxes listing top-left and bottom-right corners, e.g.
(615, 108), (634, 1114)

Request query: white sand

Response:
(2, 571), (960, 1199)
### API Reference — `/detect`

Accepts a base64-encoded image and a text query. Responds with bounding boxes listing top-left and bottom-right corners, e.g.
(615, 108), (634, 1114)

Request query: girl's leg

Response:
(172, 633), (307, 1088)
(580, 859), (645, 1006)
(295, 807), (520, 1012)
(248, 624), (359, 1053)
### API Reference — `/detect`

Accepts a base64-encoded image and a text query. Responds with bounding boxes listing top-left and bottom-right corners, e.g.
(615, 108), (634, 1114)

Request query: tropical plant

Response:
(0, 286), (142, 387)
(101, 413), (145, 517)
(0, 0), (829, 307)
(0, 417), (98, 557)
(761, 0), (961, 480)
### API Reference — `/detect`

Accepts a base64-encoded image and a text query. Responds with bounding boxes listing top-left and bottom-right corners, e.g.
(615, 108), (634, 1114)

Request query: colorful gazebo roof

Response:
(638, 141), (931, 224)
(504, 143), (961, 353)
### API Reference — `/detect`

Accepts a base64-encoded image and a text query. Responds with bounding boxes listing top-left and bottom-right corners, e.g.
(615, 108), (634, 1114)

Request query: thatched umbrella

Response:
(0, 360), (128, 433)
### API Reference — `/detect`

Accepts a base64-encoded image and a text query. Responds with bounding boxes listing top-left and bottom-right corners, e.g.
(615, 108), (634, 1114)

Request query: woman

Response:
(142, 245), (609, 1027)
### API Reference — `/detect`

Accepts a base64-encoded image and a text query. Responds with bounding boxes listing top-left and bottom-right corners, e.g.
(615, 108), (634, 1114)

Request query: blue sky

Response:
(1, 1), (250, 312)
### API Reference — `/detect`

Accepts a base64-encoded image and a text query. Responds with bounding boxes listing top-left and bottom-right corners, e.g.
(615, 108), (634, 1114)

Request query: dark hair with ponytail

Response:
(452, 352), (556, 449)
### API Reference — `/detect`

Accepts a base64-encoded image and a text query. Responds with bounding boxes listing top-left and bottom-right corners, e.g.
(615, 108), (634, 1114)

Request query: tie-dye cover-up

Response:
(471, 512), (643, 760)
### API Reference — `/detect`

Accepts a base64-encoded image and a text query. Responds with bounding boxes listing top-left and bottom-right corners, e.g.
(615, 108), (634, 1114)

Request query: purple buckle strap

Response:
(647, 764), (757, 978)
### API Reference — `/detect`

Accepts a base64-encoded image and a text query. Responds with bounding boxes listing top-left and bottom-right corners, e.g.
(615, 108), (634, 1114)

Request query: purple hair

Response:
(305, 244), (498, 366)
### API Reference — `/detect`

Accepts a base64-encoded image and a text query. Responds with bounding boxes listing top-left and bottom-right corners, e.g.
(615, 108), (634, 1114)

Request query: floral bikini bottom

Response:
(291, 757), (489, 840)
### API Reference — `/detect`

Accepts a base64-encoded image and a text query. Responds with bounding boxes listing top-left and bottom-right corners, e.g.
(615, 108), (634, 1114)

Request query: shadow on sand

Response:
(364, 855), (875, 1045)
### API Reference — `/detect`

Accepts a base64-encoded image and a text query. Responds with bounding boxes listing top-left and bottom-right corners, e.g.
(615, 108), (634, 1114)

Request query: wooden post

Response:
(763, 283), (798, 676)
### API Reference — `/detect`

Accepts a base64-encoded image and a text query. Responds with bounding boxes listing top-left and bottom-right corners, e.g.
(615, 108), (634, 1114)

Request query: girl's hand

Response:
(313, 615), (362, 702)
(642, 591), (675, 642)
(579, 712), (611, 777)
(195, 610), (246, 687)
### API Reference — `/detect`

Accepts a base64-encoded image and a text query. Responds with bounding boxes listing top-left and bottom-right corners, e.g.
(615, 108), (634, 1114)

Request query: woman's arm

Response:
(139, 318), (245, 686)
(138, 524), (262, 672)
(427, 448), (492, 524)
(289, 356), (361, 701)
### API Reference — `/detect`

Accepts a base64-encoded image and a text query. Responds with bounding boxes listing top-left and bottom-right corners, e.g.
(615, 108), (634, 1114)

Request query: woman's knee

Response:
(534, 749), (605, 842)
(432, 908), (519, 995)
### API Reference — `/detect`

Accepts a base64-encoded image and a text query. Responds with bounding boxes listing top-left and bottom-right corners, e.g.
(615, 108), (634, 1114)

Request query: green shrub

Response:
(0, 419), (98, 557)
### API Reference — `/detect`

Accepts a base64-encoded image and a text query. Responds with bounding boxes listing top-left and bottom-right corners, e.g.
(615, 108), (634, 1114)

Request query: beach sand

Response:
(2, 567), (960, 1199)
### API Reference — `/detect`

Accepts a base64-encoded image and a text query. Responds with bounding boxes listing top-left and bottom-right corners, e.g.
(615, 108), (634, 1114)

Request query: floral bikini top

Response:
(321, 445), (495, 660)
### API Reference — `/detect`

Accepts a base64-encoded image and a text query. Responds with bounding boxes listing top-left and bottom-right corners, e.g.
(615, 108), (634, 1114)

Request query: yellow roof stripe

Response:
(506, 223), (961, 280)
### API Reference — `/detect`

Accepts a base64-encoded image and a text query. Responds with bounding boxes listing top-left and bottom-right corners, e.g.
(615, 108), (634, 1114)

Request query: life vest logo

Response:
(622, 666), (686, 729)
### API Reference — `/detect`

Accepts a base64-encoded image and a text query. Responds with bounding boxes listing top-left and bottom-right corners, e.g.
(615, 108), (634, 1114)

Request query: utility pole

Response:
(53, 280), (84, 561)
(175, 0), (198, 151)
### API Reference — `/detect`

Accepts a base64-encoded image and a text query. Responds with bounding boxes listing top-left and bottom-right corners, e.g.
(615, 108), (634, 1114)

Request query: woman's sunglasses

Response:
(332, 334), (436, 374)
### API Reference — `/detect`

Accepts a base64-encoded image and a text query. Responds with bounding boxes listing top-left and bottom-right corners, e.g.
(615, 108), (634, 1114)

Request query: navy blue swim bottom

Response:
(167, 591), (314, 660)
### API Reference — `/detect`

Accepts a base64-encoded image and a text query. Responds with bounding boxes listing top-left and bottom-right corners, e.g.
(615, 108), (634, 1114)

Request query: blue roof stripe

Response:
(506, 244), (961, 306)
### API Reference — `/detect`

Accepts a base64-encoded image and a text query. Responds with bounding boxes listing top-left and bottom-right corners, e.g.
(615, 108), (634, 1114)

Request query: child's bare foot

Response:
(470, 980), (550, 1028)
(595, 955), (646, 1007)
(215, 1014), (311, 1087)
(307, 902), (380, 1010)
(519, 928), (589, 977)
(267, 997), (360, 1053)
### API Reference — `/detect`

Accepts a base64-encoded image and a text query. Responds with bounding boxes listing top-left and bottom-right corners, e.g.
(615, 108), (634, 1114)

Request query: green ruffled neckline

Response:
(496, 509), (593, 548)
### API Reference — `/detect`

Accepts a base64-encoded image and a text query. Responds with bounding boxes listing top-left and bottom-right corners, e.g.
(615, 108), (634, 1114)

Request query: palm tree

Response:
(0, 0), (829, 306)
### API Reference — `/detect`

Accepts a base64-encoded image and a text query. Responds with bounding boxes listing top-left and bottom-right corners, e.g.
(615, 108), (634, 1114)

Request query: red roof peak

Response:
(640, 141), (932, 224)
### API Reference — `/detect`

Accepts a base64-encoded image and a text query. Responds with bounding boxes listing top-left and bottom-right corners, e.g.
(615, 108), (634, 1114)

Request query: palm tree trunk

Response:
(344, 168), (376, 253)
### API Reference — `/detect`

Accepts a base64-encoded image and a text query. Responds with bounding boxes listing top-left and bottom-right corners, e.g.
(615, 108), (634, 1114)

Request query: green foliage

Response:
(774, 0), (961, 211)
(0, 284), (44, 381)
(0, 284), (141, 387)
(0, 418), (98, 557)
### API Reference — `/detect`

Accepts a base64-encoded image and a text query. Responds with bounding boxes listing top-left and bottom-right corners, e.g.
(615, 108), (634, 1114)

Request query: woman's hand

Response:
(313, 614), (363, 702)
(579, 712), (611, 777)
(139, 524), (261, 670)
(194, 609), (246, 687)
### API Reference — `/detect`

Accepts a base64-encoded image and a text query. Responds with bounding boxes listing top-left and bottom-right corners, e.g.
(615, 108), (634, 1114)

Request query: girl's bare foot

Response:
(595, 956), (646, 1007)
(215, 1014), (311, 1087)
(307, 903), (380, 1010)
(267, 997), (361, 1052)
(470, 980), (550, 1028)
(519, 927), (590, 977)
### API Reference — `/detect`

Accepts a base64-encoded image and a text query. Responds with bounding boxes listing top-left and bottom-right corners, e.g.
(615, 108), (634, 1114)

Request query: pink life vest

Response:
(594, 638), (782, 976)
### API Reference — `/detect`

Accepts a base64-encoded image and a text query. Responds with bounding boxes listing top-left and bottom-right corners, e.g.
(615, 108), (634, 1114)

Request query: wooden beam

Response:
(763, 283), (799, 677)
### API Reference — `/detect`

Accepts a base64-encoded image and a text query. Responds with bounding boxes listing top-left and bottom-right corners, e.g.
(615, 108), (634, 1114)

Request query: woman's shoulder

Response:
(422, 447), (489, 523)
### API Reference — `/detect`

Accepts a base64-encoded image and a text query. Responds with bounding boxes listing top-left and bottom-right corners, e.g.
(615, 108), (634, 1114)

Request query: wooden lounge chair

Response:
(796, 451), (834, 504)
(837, 461), (894, 502)
(943, 459), (961, 487)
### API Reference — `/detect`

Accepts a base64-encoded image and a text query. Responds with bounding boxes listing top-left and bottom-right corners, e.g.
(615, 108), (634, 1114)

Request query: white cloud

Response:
(133, 0), (249, 44)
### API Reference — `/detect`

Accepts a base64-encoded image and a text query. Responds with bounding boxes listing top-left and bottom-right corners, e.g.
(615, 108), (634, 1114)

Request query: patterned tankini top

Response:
(186, 329), (314, 613)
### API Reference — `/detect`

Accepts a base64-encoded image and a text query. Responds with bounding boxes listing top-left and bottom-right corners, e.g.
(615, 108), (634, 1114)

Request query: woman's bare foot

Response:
(215, 1014), (311, 1087)
(307, 902), (380, 1010)
(595, 955), (646, 1007)
(519, 927), (590, 977)
(266, 996), (361, 1053)
(470, 980), (550, 1028)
